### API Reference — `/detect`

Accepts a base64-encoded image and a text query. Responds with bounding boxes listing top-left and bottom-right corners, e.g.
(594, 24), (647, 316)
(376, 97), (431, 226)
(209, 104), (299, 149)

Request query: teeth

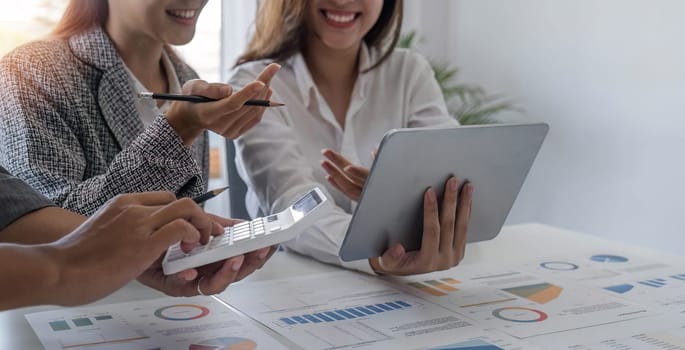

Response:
(325, 11), (356, 23)
(168, 9), (196, 19)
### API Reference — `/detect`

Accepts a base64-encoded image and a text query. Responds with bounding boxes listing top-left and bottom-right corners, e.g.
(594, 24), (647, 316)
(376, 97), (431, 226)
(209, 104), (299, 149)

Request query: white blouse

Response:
(125, 51), (181, 128)
(229, 45), (459, 273)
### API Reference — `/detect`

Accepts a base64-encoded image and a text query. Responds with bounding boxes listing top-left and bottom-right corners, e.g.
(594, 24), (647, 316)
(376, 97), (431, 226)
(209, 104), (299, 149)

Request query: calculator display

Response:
(292, 190), (322, 214)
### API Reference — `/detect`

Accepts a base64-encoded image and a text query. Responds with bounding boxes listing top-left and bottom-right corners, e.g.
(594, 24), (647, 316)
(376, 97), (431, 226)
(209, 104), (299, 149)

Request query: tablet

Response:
(338, 123), (549, 261)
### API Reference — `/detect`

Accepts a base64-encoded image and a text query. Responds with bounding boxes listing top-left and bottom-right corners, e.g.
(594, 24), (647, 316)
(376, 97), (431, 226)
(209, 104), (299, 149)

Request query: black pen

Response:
(192, 186), (230, 204)
(138, 92), (285, 107)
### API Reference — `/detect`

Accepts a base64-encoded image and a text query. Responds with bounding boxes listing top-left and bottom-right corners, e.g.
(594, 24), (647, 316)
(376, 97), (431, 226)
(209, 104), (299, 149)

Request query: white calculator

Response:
(162, 187), (328, 275)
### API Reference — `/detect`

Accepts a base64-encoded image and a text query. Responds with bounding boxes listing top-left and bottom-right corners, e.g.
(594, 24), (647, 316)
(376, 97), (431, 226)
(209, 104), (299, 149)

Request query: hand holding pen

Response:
(139, 92), (284, 107)
(163, 63), (281, 145)
(192, 186), (230, 204)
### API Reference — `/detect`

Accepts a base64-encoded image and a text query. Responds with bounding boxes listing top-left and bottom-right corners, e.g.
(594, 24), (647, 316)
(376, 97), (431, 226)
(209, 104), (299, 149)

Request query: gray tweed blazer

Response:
(0, 26), (208, 215)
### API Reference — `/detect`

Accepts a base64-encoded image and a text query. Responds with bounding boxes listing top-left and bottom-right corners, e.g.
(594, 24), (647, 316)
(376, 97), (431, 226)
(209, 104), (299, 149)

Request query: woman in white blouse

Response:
(230, 0), (474, 275)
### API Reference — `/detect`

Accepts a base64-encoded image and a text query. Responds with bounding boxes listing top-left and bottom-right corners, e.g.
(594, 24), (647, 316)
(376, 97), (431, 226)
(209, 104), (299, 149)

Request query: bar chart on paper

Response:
(406, 275), (517, 309)
(600, 270), (685, 313)
(220, 271), (483, 350)
(39, 312), (150, 349)
(407, 278), (461, 296)
(278, 300), (413, 326)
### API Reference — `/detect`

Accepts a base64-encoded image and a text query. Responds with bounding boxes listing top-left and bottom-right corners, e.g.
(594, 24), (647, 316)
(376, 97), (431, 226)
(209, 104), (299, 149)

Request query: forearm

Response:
(67, 117), (203, 215)
(0, 244), (60, 310)
(283, 210), (376, 274)
(237, 119), (374, 273)
(0, 207), (84, 244)
(18, 117), (205, 216)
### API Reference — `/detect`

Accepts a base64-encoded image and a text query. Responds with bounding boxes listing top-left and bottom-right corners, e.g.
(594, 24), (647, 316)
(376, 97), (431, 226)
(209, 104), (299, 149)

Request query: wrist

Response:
(34, 244), (67, 302)
(165, 106), (202, 146)
(368, 257), (385, 275)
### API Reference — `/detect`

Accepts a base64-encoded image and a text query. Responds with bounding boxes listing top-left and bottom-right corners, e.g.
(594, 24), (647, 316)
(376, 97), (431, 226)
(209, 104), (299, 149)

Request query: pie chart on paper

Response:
(188, 337), (257, 350)
(590, 254), (629, 263)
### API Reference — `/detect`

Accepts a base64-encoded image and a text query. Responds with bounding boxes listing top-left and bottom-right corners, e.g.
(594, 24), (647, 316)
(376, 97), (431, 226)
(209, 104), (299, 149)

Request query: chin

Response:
(166, 32), (196, 46)
(320, 37), (361, 51)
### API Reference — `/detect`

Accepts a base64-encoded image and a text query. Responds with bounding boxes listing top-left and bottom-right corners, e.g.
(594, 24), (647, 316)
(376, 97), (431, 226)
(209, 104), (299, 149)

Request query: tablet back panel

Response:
(339, 123), (548, 261)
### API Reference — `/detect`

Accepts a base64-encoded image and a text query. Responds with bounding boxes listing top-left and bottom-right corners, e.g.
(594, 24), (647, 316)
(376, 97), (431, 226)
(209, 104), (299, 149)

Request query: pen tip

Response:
(270, 102), (285, 107)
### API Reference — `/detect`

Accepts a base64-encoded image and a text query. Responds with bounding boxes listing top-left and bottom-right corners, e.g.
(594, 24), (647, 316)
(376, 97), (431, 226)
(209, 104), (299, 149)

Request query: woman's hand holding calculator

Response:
(137, 215), (277, 297)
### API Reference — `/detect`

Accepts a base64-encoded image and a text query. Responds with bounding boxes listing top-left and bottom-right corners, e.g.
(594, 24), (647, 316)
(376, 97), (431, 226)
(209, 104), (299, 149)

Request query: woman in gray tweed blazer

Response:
(0, 0), (281, 297)
(0, 0), (278, 217)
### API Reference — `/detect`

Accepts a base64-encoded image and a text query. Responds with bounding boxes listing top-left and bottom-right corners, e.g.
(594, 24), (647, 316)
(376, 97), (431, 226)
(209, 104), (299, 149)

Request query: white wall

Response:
(415, 0), (685, 254)
(221, 0), (257, 81)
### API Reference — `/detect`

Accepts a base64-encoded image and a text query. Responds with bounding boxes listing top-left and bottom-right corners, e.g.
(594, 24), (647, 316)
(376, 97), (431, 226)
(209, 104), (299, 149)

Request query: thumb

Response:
(174, 268), (199, 281)
(182, 79), (208, 95)
(183, 80), (233, 100)
(378, 244), (406, 271)
(151, 219), (201, 254)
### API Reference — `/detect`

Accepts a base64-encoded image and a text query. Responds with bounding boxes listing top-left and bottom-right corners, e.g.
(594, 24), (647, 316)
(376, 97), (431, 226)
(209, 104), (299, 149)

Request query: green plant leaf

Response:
(399, 30), (523, 124)
(398, 31), (418, 49)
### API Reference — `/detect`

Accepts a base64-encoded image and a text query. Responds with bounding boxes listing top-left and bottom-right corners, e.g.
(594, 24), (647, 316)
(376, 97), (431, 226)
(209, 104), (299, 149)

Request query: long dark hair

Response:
(51, 0), (109, 39)
(237, 0), (403, 72)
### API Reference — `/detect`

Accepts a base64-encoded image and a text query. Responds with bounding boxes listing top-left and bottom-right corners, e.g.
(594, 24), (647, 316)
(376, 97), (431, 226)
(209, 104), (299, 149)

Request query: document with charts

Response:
(519, 251), (685, 315)
(218, 270), (539, 350)
(25, 296), (287, 350)
(528, 314), (685, 349)
(390, 264), (655, 339)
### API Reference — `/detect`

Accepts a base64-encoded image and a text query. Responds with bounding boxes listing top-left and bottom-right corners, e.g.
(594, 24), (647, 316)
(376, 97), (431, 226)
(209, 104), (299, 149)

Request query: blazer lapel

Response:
(166, 47), (208, 169)
(97, 70), (142, 149)
(69, 27), (144, 149)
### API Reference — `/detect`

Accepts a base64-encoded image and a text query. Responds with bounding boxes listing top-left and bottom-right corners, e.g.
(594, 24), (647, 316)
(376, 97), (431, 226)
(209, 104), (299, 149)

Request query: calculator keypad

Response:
(166, 218), (267, 262)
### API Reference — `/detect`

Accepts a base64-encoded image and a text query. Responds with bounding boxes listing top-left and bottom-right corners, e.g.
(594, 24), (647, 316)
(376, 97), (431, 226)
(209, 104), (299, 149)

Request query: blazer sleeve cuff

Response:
(128, 115), (203, 187)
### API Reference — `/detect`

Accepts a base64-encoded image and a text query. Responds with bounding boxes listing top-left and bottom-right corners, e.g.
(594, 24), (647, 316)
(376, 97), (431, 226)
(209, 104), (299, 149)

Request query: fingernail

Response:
(254, 81), (266, 90)
(184, 271), (195, 281)
(232, 259), (243, 271)
(427, 188), (436, 204)
(258, 248), (269, 259)
(450, 177), (458, 192)
(391, 247), (403, 259)
(467, 183), (474, 195)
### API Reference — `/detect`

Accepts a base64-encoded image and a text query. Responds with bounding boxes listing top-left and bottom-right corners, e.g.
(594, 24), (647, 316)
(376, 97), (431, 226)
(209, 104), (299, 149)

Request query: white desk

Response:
(2, 223), (683, 349)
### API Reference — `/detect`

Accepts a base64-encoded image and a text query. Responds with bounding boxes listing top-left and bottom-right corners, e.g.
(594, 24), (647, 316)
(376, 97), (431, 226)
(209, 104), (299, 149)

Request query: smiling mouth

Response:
(320, 9), (361, 25)
(166, 9), (198, 20)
